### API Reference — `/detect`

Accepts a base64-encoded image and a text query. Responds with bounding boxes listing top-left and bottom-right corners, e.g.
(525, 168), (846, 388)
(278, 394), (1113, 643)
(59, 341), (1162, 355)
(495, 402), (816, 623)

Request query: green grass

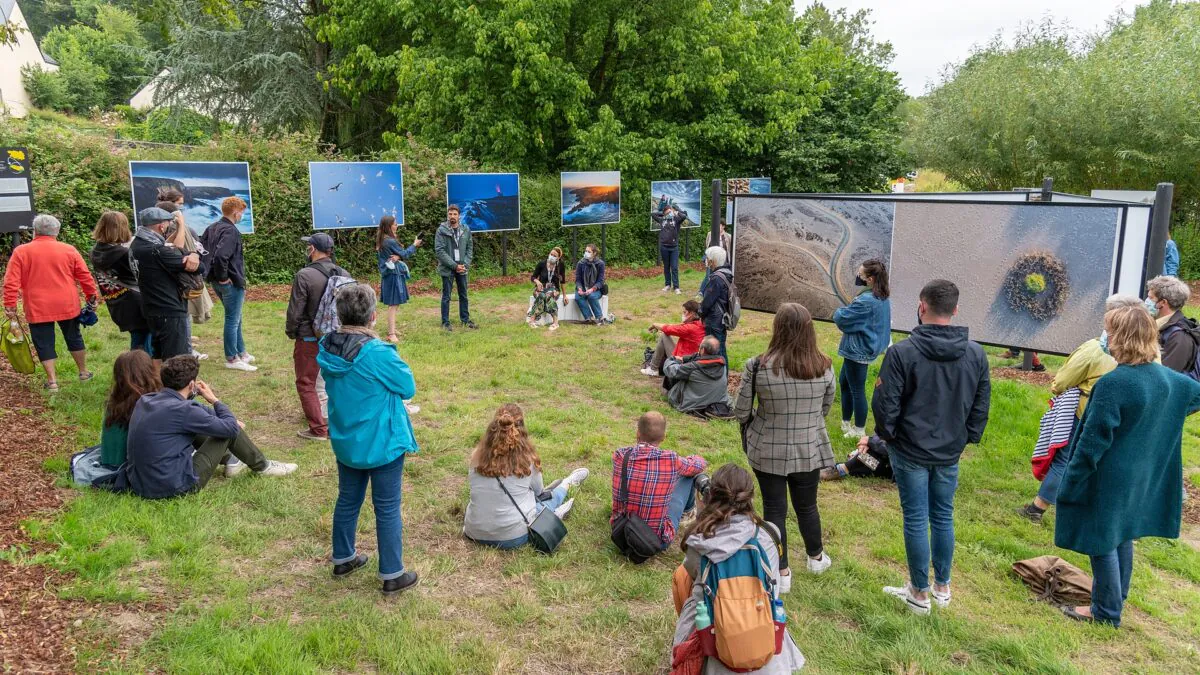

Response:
(13, 270), (1200, 673)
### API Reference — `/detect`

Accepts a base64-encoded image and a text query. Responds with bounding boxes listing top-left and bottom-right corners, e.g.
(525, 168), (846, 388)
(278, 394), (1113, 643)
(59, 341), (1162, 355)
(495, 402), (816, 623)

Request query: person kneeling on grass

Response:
(820, 435), (893, 482)
(641, 299), (705, 376)
(317, 283), (420, 595)
(113, 355), (297, 499)
(463, 404), (590, 549)
(662, 336), (733, 418)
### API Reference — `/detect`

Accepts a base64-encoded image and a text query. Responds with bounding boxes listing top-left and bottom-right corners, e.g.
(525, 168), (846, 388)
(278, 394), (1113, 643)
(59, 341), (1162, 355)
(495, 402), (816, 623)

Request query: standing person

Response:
(1145, 275), (1198, 374)
(642, 299), (705, 376)
(376, 215), (422, 343)
(158, 187), (214, 329)
(1164, 231), (1180, 277)
(3, 214), (100, 391)
(202, 197), (255, 371)
(434, 204), (476, 332)
(734, 303), (836, 592)
(158, 200), (209, 362)
(699, 246), (732, 362)
(1056, 305), (1200, 627)
(99, 350), (161, 467)
(832, 259), (892, 438)
(285, 233), (349, 441)
(653, 205), (684, 294)
(699, 220), (732, 295)
(574, 243), (607, 325)
(90, 211), (151, 354)
(316, 283), (420, 595)
(130, 207), (201, 365)
(873, 279), (990, 614)
(527, 246), (567, 330)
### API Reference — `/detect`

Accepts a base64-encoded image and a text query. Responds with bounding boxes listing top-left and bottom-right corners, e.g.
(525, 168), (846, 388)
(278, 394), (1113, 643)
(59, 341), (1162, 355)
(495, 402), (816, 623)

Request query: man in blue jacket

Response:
(114, 355), (297, 499)
(699, 246), (732, 362)
(872, 279), (990, 615)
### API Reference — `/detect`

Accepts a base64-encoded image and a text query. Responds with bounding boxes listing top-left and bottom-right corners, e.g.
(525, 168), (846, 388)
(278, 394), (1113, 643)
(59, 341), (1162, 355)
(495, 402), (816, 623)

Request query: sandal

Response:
(386, 334), (399, 343)
(79, 371), (94, 382)
(44, 381), (59, 392)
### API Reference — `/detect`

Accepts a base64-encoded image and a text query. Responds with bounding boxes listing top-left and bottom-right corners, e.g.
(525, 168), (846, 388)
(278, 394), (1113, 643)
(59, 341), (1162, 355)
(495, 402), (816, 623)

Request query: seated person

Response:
(100, 350), (161, 468)
(113, 355), (296, 498)
(641, 299), (705, 376)
(662, 337), (732, 417)
(527, 246), (567, 330)
(611, 412), (709, 554)
(464, 404), (589, 549)
(820, 435), (894, 481)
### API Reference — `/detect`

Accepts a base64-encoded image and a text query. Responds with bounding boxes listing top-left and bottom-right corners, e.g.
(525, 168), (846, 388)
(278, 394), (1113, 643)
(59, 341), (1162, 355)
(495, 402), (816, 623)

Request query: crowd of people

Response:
(4, 199), (1199, 671)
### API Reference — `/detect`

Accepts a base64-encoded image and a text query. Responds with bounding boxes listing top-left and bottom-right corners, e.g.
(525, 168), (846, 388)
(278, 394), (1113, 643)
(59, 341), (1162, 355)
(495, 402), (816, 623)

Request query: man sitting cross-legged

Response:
(661, 336), (732, 418)
(113, 354), (297, 499)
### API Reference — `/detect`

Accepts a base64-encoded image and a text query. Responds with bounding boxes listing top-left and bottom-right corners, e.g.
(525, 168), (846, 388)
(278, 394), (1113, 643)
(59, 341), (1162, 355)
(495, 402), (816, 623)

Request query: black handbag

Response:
(496, 477), (567, 554)
(609, 449), (663, 564)
(739, 356), (761, 453)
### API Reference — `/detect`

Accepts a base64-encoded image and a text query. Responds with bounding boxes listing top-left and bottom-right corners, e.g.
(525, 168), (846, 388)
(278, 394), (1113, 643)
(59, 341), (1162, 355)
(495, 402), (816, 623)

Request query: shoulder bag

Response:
(609, 449), (663, 563)
(496, 477), (567, 554)
(739, 356), (761, 454)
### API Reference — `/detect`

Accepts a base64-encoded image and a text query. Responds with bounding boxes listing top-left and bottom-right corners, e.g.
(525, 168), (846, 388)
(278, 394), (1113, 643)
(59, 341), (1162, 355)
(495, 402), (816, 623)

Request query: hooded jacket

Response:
(200, 217), (246, 288)
(672, 516), (806, 674)
(871, 324), (990, 466)
(90, 242), (148, 333)
(285, 258), (348, 339)
(317, 332), (418, 469)
(663, 354), (731, 414)
(1158, 310), (1199, 375)
(434, 222), (473, 277)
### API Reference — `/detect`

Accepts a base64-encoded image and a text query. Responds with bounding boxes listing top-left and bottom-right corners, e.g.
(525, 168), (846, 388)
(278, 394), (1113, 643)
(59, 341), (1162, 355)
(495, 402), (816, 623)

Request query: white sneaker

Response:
(192, 350), (209, 361)
(405, 402), (420, 415)
(240, 353), (256, 364)
(640, 366), (659, 377)
(661, 286), (671, 293)
(840, 420), (852, 435)
(225, 460), (248, 478)
(258, 460), (298, 477)
(807, 552), (832, 574)
(777, 570), (792, 595)
(553, 497), (575, 519)
(674, 288), (682, 295)
(844, 425), (865, 439)
(931, 586), (951, 608)
(225, 359), (258, 372)
(562, 467), (590, 489)
(883, 583), (931, 615)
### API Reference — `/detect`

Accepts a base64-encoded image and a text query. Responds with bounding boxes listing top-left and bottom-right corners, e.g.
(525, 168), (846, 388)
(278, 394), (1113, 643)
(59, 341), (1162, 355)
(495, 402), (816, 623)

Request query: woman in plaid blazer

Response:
(734, 303), (836, 594)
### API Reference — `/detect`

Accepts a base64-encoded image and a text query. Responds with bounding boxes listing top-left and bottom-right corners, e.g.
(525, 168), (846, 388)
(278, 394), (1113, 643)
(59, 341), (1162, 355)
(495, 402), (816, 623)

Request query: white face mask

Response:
(548, 255), (558, 264)
(584, 251), (593, 260)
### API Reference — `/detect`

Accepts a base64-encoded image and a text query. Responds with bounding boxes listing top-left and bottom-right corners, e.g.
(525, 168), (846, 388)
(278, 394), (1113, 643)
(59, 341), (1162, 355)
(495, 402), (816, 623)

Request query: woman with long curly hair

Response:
(100, 350), (161, 467)
(463, 404), (590, 549)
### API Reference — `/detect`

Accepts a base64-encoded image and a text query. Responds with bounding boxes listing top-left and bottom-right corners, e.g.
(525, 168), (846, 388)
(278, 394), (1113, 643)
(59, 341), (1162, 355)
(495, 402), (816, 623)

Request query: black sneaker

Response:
(442, 322), (453, 332)
(332, 553), (369, 578)
(693, 473), (712, 500)
(643, 347), (654, 363)
(1032, 363), (1047, 373)
(1017, 503), (1045, 524)
(462, 320), (478, 330)
(382, 570), (420, 596)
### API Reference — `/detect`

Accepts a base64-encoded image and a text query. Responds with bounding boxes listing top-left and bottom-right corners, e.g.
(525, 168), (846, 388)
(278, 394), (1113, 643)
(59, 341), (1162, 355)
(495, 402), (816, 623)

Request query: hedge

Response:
(0, 117), (715, 284)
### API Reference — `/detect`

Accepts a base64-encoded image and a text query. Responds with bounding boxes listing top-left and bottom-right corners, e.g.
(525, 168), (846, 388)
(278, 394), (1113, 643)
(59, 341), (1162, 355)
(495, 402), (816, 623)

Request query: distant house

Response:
(128, 68), (172, 112)
(0, 0), (59, 118)
(128, 68), (242, 125)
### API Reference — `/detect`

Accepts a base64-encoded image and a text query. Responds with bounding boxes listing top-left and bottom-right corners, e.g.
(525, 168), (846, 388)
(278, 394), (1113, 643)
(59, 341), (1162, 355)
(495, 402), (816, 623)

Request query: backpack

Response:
(1162, 318), (1200, 382)
(713, 268), (741, 331)
(695, 525), (785, 671)
(610, 449), (665, 564)
(313, 265), (356, 337)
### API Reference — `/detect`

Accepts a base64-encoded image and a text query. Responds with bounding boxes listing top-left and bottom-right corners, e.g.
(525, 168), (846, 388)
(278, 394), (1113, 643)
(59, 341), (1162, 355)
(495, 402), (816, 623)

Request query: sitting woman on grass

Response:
(527, 246), (567, 330)
(464, 404), (590, 549)
(100, 350), (160, 468)
(641, 299), (705, 376)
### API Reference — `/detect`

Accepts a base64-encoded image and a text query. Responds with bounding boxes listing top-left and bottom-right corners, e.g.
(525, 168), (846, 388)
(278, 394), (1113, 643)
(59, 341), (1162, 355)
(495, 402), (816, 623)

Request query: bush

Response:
(21, 65), (71, 111)
(1174, 222), (1200, 281)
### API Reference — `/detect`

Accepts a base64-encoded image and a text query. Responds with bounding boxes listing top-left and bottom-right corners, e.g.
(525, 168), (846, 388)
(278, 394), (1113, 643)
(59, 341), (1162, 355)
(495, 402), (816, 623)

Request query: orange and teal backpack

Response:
(695, 526), (786, 671)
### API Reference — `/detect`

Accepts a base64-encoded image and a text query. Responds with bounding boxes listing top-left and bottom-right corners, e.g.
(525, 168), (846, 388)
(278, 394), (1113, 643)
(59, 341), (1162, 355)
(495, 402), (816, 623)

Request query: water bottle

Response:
(695, 599), (711, 631)
(773, 599), (787, 623)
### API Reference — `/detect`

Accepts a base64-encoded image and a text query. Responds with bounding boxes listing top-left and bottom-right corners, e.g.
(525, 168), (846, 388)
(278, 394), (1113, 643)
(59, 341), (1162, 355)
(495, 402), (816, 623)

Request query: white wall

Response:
(0, 2), (58, 118)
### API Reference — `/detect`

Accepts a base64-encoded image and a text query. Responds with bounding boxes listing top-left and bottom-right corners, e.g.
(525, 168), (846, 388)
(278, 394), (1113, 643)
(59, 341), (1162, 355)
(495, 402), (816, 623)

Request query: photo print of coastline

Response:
(130, 161), (254, 234)
(889, 202), (1121, 354)
(726, 176), (771, 223)
(446, 173), (520, 232)
(561, 171), (621, 226)
(733, 197), (894, 320)
(309, 161), (404, 230)
(650, 180), (702, 230)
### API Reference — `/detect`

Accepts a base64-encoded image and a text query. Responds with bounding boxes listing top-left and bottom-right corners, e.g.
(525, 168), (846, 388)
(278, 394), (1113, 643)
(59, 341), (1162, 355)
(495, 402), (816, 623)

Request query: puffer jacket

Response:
(663, 354), (731, 414)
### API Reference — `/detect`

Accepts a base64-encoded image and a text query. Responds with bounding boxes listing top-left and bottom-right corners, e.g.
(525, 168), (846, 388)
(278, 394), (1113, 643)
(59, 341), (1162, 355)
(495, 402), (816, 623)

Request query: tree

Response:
(33, 5), (151, 111)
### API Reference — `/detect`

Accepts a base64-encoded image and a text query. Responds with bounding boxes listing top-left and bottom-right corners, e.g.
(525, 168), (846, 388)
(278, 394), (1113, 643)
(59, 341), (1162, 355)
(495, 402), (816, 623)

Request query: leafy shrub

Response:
(21, 65), (71, 111)
(1173, 222), (1200, 281)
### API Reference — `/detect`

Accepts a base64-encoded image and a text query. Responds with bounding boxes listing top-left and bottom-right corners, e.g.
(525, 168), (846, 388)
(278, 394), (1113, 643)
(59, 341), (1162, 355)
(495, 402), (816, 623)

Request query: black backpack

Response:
(610, 449), (663, 564)
(1162, 318), (1200, 382)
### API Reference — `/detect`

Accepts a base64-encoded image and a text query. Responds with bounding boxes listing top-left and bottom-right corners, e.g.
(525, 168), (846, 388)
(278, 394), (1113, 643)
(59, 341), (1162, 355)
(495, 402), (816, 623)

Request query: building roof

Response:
(0, 0), (16, 23)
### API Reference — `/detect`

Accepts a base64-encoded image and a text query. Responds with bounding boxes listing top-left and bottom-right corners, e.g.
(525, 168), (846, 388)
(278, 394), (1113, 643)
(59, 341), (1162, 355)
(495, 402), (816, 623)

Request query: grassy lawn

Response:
(12, 269), (1200, 673)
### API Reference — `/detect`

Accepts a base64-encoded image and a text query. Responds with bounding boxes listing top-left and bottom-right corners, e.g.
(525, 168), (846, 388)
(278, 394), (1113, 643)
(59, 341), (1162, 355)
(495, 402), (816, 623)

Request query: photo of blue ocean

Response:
(446, 173), (520, 232)
(130, 161), (254, 234)
(309, 162), (404, 230)
(749, 177), (772, 194)
(561, 171), (621, 226)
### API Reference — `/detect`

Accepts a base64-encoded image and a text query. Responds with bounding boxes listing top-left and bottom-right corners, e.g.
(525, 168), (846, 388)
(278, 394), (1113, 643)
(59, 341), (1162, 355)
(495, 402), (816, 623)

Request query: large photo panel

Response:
(446, 173), (520, 232)
(890, 202), (1122, 355)
(309, 161), (404, 230)
(732, 197), (895, 319)
(130, 161), (254, 234)
(651, 179), (702, 230)
(561, 171), (621, 226)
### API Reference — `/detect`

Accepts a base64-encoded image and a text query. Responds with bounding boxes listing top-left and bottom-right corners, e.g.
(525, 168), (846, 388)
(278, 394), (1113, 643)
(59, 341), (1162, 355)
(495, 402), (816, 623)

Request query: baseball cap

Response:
(302, 233), (334, 253)
(138, 206), (175, 226)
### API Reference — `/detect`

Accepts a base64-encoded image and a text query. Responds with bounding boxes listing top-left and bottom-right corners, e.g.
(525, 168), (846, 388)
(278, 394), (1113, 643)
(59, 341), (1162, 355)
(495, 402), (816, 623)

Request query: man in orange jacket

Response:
(3, 215), (100, 391)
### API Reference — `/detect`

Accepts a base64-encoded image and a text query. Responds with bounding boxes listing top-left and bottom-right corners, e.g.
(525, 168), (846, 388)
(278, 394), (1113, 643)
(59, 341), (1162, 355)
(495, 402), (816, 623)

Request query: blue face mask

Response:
(1098, 330), (1109, 355)
(1144, 297), (1159, 318)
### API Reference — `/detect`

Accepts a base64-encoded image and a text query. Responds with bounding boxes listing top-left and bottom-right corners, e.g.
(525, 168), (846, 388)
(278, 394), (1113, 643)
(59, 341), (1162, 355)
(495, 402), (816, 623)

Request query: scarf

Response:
(579, 259), (599, 290)
(339, 325), (379, 340)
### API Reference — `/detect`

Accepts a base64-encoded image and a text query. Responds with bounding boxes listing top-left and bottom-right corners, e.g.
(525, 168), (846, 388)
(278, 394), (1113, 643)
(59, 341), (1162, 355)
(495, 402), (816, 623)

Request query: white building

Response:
(0, 0), (58, 118)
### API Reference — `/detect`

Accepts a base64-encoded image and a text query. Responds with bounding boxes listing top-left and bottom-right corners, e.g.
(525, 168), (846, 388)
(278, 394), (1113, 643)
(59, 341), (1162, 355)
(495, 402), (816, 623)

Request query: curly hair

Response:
(470, 404), (542, 478)
(680, 464), (766, 552)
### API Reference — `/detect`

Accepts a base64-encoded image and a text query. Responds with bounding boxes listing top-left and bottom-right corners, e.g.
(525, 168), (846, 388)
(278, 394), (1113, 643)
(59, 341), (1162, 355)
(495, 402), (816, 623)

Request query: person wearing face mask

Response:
(574, 243), (607, 325)
(434, 204), (476, 331)
(129, 207), (202, 365)
(642, 299), (705, 376)
(832, 259), (892, 439)
(528, 246), (567, 330)
(652, 204), (685, 294)
(1017, 294), (1145, 524)
(112, 354), (297, 499)
(1145, 275), (1199, 376)
(699, 246), (733, 362)
(286, 233), (350, 441)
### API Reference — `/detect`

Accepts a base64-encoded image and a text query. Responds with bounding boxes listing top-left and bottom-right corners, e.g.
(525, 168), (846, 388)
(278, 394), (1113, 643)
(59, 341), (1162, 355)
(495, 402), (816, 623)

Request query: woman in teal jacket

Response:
(832, 259), (891, 438)
(317, 283), (420, 596)
(1056, 305), (1200, 627)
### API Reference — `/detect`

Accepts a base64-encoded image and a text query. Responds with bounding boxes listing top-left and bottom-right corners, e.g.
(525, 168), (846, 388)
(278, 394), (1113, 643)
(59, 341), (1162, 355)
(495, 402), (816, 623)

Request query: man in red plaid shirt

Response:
(611, 412), (709, 549)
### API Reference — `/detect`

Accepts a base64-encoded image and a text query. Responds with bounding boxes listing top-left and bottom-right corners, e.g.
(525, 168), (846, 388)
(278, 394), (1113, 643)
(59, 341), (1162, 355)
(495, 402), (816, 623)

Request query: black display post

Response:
(571, 229), (578, 262)
(710, 179), (722, 254)
(601, 224), (607, 260)
(1145, 182), (1175, 282)
(501, 232), (508, 276)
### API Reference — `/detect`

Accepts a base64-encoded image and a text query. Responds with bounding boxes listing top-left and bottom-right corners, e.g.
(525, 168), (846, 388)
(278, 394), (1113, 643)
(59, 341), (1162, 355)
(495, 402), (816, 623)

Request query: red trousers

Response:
(294, 339), (327, 436)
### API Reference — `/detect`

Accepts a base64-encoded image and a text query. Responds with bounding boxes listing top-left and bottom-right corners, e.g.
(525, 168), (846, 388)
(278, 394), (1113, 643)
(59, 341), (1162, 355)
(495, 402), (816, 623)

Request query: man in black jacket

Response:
(699, 245), (731, 362)
(285, 233), (348, 441)
(131, 207), (200, 363)
(202, 197), (255, 371)
(872, 279), (990, 615)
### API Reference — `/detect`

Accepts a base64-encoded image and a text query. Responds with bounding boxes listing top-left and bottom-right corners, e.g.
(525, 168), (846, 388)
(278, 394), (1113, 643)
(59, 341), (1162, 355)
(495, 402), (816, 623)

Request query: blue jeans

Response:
(663, 476), (697, 548)
(213, 283), (246, 359)
(576, 290), (604, 321)
(838, 360), (870, 427)
(890, 450), (959, 592)
(472, 486), (569, 550)
(440, 273), (470, 325)
(130, 329), (153, 355)
(1090, 540), (1133, 627)
(660, 245), (679, 289)
(333, 454), (407, 580)
(1036, 420), (1078, 504)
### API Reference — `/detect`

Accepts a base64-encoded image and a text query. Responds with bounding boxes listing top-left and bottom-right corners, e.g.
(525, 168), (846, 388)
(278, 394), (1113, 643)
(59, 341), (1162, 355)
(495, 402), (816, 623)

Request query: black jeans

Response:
(191, 430), (269, 489)
(440, 272), (470, 325)
(753, 468), (823, 570)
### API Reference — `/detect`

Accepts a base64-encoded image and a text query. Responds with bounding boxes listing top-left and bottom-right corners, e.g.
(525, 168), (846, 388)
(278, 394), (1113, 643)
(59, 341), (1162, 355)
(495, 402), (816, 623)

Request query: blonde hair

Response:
(470, 404), (541, 478)
(1105, 305), (1159, 365)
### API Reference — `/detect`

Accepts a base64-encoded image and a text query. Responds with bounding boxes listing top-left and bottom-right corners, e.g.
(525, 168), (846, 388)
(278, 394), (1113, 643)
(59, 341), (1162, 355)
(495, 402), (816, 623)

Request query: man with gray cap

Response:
(131, 206), (201, 363)
(286, 233), (348, 440)
(3, 214), (99, 390)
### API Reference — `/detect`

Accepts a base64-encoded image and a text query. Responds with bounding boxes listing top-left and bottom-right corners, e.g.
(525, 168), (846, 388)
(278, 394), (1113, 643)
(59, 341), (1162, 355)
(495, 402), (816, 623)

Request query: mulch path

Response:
(991, 367), (1055, 387)
(1185, 480), (1200, 526)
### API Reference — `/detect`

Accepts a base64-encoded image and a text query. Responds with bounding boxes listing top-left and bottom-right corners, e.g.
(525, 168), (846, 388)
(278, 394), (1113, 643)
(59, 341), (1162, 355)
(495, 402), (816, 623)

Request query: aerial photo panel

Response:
(561, 171), (621, 226)
(309, 161), (404, 230)
(129, 161), (254, 234)
(446, 173), (520, 232)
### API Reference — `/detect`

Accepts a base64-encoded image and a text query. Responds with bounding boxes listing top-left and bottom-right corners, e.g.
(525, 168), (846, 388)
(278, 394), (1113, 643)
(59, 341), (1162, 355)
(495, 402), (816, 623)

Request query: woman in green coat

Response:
(1056, 305), (1200, 627)
(100, 350), (161, 467)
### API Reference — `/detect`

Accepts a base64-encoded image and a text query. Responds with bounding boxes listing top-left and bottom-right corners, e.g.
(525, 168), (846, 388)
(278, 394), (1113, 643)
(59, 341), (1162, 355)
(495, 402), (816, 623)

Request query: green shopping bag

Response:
(2, 319), (37, 374)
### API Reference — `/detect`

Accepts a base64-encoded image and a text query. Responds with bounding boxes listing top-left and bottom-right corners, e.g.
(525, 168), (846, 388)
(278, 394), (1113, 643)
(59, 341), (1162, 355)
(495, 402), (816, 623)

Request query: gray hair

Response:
(335, 283), (377, 327)
(1105, 294), (1143, 312)
(1146, 275), (1190, 311)
(32, 214), (61, 237)
(700, 336), (720, 355)
(705, 245), (727, 267)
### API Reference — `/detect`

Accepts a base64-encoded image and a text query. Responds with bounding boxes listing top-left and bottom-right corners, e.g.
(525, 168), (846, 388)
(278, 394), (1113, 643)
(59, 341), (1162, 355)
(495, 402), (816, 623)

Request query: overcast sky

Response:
(810, 0), (1144, 95)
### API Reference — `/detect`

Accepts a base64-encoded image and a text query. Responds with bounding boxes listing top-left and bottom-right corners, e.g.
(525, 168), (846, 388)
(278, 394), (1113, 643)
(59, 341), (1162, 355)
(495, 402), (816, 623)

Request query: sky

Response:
(447, 173), (519, 202)
(130, 161), (251, 192)
(810, 0), (1143, 95)
(561, 171), (621, 190)
(309, 161), (404, 229)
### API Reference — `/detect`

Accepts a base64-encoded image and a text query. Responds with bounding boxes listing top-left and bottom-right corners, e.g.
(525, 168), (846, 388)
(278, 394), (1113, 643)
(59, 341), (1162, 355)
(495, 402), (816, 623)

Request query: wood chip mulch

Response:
(1185, 479), (1200, 526)
(991, 367), (1055, 388)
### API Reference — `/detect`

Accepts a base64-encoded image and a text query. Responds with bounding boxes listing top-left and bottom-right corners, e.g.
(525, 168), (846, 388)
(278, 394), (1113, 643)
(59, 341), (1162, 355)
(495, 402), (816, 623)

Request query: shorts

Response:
(147, 315), (191, 360)
(28, 318), (84, 361)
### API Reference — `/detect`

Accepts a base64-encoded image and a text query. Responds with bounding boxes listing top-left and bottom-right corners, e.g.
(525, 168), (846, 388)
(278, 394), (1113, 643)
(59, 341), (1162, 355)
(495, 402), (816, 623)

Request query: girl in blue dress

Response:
(376, 215), (423, 343)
